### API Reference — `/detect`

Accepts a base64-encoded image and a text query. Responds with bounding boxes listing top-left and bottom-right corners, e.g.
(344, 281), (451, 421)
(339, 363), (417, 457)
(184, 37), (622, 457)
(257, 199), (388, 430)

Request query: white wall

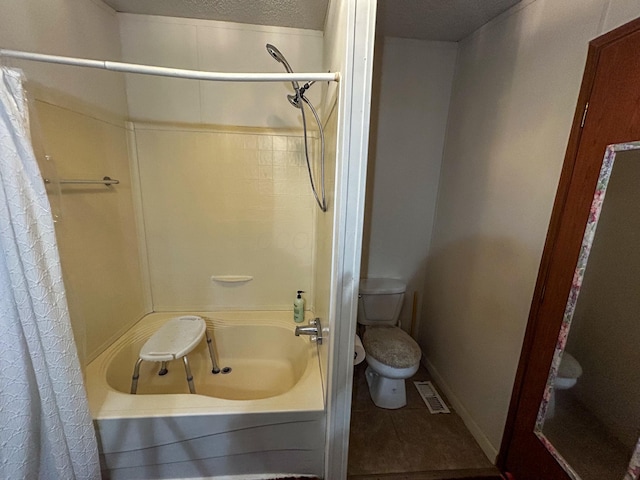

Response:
(420, 0), (640, 460)
(362, 37), (457, 333)
(118, 14), (323, 128)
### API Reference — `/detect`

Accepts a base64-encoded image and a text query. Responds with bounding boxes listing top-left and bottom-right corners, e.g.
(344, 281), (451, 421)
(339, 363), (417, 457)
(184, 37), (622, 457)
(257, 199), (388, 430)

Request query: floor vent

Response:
(414, 381), (451, 414)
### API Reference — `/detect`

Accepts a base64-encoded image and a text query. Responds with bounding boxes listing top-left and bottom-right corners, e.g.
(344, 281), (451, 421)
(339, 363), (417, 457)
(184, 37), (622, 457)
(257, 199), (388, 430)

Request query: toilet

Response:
(547, 351), (582, 418)
(357, 278), (422, 409)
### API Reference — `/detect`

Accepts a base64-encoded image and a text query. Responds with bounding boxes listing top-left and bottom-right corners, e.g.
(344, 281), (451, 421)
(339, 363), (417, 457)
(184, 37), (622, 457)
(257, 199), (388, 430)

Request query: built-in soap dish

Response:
(211, 275), (253, 283)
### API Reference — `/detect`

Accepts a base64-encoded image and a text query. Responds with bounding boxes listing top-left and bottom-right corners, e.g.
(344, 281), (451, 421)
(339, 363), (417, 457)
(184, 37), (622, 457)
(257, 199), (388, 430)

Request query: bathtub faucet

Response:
(295, 318), (323, 344)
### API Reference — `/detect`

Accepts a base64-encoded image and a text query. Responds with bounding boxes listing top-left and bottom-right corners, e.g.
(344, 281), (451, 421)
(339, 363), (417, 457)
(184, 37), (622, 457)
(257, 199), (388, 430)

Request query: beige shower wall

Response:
(314, 100), (338, 394)
(36, 103), (146, 363)
(118, 13), (326, 313)
(133, 123), (317, 311)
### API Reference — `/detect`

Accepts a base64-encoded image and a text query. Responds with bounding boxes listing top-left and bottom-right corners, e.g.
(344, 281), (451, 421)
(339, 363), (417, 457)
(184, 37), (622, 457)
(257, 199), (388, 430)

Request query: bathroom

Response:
(2, 0), (640, 479)
(351, 0), (640, 478)
(0, 0), (369, 477)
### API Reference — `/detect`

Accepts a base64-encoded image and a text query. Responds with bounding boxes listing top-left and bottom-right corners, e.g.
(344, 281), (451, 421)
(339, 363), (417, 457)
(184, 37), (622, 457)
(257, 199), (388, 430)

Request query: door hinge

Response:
(580, 102), (589, 128)
(540, 284), (546, 302)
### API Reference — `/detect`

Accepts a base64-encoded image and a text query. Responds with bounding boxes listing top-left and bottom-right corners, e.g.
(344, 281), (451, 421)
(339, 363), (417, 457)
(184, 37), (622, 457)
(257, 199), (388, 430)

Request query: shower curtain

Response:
(0, 67), (100, 479)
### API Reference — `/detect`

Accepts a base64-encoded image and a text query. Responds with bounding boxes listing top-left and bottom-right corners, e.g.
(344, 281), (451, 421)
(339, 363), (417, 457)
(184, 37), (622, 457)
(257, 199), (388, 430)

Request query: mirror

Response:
(535, 142), (640, 480)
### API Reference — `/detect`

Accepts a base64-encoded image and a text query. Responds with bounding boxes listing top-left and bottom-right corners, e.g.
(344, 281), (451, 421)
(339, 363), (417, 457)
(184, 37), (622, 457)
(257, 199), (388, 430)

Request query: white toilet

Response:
(357, 278), (422, 409)
(547, 351), (583, 418)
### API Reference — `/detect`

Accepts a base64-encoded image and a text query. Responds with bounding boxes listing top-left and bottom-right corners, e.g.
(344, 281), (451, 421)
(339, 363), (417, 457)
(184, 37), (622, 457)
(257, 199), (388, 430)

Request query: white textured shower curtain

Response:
(0, 67), (100, 479)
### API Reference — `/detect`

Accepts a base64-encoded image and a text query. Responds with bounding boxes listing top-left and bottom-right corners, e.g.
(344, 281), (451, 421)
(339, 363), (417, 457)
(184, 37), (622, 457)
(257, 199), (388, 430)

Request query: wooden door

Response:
(498, 17), (640, 480)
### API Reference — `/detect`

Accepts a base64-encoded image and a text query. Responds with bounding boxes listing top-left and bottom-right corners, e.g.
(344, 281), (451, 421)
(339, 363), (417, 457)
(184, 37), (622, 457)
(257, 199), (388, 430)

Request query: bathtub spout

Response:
(295, 326), (318, 335)
(294, 318), (323, 344)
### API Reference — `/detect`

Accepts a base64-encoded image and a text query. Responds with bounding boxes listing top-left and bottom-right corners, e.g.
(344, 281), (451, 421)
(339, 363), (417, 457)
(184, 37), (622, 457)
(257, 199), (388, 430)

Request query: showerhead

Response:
(265, 43), (300, 92)
(287, 94), (301, 109)
(266, 44), (290, 70)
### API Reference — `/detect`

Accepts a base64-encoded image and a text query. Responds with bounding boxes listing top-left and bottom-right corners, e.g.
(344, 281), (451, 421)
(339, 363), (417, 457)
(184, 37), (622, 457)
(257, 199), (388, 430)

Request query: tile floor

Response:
(347, 362), (502, 480)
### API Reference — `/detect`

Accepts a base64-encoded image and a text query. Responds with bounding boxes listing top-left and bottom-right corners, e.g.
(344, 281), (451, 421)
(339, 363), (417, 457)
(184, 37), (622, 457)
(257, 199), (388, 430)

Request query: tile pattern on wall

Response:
(134, 123), (317, 311)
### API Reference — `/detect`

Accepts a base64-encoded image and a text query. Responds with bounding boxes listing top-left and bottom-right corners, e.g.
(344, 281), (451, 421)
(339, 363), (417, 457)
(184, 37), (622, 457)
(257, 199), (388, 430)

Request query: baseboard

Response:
(422, 357), (499, 463)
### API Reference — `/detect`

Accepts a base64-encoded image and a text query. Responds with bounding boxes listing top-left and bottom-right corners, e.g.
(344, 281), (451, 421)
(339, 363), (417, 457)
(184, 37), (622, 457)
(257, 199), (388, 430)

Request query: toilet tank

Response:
(357, 278), (406, 326)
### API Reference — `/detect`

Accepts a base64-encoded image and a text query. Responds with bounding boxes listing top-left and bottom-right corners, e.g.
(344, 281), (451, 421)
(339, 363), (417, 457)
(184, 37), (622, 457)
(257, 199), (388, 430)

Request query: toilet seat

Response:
(366, 354), (419, 379)
(362, 326), (421, 369)
(554, 351), (582, 390)
(558, 352), (582, 379)
(362, 327), (420, 409)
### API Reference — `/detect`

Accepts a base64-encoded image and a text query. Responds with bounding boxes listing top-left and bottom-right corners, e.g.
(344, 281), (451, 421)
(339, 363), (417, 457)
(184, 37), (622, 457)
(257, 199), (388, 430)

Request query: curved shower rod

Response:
(0, 48), (340, 83)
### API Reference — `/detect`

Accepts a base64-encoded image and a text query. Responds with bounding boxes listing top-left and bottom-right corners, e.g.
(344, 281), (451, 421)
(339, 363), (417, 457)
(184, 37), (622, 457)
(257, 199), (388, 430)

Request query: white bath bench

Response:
(130, 315), (220, 394)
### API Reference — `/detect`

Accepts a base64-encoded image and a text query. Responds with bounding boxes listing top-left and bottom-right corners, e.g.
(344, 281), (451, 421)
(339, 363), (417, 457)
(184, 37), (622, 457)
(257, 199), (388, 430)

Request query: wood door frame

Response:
(498, 15), (640, 472)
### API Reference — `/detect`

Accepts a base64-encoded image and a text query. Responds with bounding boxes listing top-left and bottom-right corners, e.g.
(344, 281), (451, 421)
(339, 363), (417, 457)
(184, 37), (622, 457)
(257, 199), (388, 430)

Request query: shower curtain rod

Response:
(0, 48), (340, 83)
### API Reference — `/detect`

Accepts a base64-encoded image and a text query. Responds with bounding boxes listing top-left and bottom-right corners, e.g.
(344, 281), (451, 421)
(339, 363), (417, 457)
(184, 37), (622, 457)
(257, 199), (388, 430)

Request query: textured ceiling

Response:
(379, 0), (522, 41)
(100, 0), (330, 31)
(99, 0), (522, 41)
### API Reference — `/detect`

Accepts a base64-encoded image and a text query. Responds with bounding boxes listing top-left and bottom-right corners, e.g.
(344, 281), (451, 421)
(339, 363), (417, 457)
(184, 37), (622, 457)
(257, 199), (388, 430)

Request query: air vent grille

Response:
(414, 381), (450, 414)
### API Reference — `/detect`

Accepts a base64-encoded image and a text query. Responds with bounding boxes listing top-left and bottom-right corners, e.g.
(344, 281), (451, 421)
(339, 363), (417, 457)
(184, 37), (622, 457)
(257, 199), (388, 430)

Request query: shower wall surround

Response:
(37, 103), (147, 363)
(118, 13), (323, 128)
(119, 14), (326, 312)
(133, 123), (317, 310)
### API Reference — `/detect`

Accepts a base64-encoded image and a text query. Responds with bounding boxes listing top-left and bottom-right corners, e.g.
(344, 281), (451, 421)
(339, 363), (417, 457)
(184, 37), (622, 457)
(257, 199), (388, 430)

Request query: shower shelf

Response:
(211, 275), (253, 283)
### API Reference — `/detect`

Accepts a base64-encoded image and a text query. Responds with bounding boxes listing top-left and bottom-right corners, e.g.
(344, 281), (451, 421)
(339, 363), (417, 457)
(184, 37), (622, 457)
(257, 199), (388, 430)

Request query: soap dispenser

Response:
(294, 290), (305, 323)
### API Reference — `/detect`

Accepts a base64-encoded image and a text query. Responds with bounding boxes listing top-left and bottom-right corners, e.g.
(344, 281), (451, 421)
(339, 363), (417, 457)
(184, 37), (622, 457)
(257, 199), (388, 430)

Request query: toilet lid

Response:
(362, 326), (421, 369)
(359, 278), (405, 295)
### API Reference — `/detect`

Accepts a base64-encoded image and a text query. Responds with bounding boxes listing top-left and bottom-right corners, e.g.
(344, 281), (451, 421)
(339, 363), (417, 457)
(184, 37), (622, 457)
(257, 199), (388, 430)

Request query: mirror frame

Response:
(533, 141), (640, 480)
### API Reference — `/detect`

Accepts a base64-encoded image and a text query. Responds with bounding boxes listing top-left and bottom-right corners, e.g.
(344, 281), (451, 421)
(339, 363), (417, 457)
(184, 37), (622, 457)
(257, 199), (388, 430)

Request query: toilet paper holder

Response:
(354, 333), (366, 365)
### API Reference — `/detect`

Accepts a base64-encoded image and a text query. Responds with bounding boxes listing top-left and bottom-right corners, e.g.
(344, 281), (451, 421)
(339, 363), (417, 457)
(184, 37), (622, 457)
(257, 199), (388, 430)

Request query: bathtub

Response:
(85, 311), (325, 480)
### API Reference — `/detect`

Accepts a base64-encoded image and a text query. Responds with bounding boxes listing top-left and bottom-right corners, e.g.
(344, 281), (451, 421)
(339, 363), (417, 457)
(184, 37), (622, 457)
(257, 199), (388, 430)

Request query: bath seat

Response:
(130, 315), (219, 394)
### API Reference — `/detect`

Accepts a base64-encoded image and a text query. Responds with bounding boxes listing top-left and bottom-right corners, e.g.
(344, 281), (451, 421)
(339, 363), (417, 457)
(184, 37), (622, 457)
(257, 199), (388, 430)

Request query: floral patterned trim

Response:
(534, 141), (640, 480)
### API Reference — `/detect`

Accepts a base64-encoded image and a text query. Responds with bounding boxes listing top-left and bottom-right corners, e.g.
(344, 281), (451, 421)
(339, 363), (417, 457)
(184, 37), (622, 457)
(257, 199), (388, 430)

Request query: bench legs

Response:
(182, 356), (196, 394)
(131, 358), (144, 394)
(158, 361), (168, 375)
(130, 356), (197, 394)
(205, 330), (221, 374)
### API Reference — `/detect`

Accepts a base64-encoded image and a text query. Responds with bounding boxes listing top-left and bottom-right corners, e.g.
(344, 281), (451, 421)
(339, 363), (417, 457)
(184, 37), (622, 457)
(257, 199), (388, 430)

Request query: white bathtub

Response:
(85, 311), (325, 479)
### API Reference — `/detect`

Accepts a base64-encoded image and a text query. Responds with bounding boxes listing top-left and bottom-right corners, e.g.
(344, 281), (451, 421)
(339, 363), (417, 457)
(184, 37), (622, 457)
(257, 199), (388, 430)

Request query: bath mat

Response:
(414, 381), (450, 414)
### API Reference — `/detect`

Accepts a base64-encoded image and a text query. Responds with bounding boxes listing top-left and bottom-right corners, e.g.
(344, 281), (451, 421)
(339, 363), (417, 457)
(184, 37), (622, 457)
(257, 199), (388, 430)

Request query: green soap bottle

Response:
(294, 290), (305, 323)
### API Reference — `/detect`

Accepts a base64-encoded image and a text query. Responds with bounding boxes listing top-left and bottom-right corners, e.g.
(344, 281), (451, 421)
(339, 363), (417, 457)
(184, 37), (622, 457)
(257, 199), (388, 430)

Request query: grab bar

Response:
(44, 176), (120, 186)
